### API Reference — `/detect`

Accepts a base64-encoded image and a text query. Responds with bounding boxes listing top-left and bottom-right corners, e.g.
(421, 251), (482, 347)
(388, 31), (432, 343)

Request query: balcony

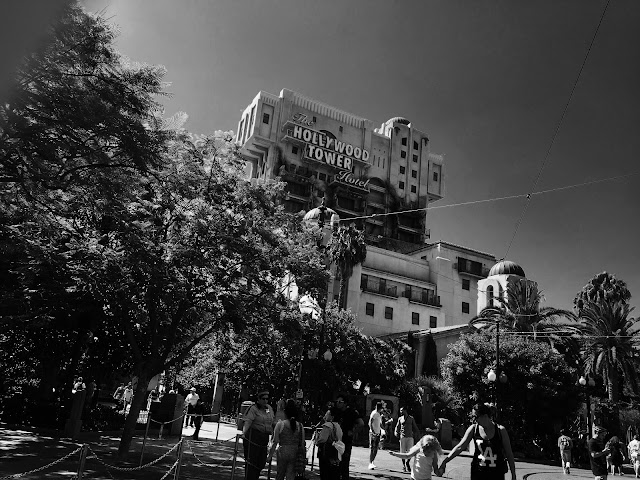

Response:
(406, 292), (441, 307)
(361, 282), (398, 298)
(457, 258), (490, 278)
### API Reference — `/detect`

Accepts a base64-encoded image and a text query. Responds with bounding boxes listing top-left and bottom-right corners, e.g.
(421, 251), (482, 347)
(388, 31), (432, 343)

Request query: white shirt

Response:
(629, 439), (640, 457)
(369, 409), (382, 434)
(186, 392), (199, 406)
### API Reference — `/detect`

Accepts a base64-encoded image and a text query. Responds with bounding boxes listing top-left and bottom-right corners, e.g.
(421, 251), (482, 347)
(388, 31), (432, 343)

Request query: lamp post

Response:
(487, 320), (507, 420)
(579, 375), (595, 437)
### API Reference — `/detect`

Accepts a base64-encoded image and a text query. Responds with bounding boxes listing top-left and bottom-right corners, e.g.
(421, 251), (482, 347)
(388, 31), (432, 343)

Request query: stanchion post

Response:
(76, 444), (88, 480)
(140, 411), (152, 466)
(159, 422), (164, 440)
(174, 439), (184, 480)
(231, 433), (240, 480)
(216, 414), (221, 441)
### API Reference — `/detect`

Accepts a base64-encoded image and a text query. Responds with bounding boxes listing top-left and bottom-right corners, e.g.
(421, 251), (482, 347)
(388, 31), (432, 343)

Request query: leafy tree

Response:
(327, 224), (367, 309)
(441, 332), (579, 457)
(579, 301), (639, 402)
(574, 272), (631, 312)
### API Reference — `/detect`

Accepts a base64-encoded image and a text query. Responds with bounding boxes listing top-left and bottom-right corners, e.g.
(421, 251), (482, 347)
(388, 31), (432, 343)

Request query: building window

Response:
(433, 172), (439, 181)
(413, 154), (418, 162)
(462, 302), (470, 314)
(499, 284), (504, 301)
(411, 185), (417, 193)
(385, 306), (393, 320)
(487, 285), (494, 308)
(402, 137), (407, 146)
(412, 312), (419, 325)
(399, 181), (405, 190)
(414, 141), (419, 150)
(401, 151), (407, 159)
(318, 173), (327, 181)
(312, 116), (317, 123)
(339, 126), (343, 133)
(400, 166), (405, 174)
(366, 302), (374, 316)
(411, 170), (417, 178)
(430, 315), (437, 328)
(291, 145), (299, 155)
(462, 279), (470, 290)
(262, 113), (270, 124)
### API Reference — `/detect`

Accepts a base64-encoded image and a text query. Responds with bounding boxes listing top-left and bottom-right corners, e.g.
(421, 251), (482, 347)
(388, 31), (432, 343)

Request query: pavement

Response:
(1, 421), (636, 480)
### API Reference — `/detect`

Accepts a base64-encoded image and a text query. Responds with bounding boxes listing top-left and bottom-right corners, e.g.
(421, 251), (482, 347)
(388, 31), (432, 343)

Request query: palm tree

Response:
(326, 224), (367, 309)
(579, 301), (639, 402)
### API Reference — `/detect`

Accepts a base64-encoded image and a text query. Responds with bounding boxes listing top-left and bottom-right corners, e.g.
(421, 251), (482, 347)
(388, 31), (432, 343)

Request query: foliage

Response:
(441, 332), (579, 456)
(392, 375), (461, 426)
(574, 272), (632, 312)
(83, 404), (125, 432)
(326, 224), (367, 309)
(579, 301), (639, 402)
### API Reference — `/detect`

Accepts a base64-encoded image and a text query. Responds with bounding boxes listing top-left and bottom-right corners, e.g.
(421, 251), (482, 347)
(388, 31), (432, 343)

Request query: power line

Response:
(502, 0), (612, 260)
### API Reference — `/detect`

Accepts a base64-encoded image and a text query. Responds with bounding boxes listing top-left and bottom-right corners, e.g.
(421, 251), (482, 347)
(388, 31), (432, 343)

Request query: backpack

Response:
(560, 436), (570, 450)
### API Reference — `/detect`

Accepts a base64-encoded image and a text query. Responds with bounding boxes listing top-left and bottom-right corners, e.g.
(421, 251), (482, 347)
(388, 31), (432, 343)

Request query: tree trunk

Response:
(117, 371), (152, 458)
(338, 277), (346, 310)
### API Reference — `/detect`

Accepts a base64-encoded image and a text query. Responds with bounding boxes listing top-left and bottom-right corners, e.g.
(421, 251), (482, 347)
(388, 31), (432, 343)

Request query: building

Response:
(236, 88), (495, 340)
(477, 260), (537, 312)
(236, 88), (444, 245)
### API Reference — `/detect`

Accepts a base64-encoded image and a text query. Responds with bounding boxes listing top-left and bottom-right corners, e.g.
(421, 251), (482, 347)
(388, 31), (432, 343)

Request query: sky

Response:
(81, 0), (640, 312)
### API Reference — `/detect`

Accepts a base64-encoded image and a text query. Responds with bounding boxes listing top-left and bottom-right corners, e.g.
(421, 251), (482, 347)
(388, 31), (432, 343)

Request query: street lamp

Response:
(486, 320), (507, 420)
(579, 375), (595, 436)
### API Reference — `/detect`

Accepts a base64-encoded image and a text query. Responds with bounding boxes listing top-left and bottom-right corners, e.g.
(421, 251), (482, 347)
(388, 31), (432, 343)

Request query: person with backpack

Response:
(315, 407), (344, 480)
(438, 402), (517, 480)
(558, 429), (574, 474)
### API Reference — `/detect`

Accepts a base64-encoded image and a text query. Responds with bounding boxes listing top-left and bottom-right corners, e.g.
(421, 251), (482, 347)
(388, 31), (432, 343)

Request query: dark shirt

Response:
(588, 438), (608, 476)
(335, 407), (361, 445)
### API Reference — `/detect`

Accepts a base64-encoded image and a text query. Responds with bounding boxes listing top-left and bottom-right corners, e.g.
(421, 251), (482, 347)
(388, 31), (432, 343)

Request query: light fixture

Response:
(323, 349), (333, 361)
(499, 372), (508, 384)
(487, 369), (497, 382)
(579, 376), (587, 386)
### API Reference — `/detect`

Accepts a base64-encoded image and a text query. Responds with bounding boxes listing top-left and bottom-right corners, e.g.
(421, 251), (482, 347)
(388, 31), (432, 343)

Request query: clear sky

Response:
(84, 0), (640, 312)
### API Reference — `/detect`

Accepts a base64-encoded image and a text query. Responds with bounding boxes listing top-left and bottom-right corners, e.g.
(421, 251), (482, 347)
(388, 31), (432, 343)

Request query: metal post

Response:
(216, 415), (221, 441)
(140, 411), (152, 466)
(231, 433), (240, 480)
(76, 444), (88, 480)
(174, 439), (184, 480)
(495, 320), (500, 421)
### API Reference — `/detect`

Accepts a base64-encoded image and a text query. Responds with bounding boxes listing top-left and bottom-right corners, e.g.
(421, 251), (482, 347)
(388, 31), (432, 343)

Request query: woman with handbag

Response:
(268, 399), (306, 480)
(315, 407), (344, 480)
(243, 390), (275, 480)
(438, 402), (516, 480)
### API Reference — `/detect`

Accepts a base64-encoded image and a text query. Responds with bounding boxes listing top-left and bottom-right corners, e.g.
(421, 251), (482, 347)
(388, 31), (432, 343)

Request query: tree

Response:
(326, 224), (367, 309)
(574, 272), (632, 312)
(579, 301), (639, 402)
(441, 332), (579, 457)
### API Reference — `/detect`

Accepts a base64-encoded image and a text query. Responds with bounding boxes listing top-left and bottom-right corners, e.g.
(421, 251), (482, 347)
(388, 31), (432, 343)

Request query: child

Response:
(389, 434), (443, 479)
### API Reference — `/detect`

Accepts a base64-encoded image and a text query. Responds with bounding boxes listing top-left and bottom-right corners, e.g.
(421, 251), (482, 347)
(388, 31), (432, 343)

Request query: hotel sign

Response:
(289, 124), (370, 171)
(332, 171), (370, 192)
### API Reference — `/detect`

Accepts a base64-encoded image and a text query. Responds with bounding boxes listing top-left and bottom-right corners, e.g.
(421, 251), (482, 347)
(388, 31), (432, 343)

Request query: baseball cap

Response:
(593, 426), (608, 434)
(190, 387), (196, 391)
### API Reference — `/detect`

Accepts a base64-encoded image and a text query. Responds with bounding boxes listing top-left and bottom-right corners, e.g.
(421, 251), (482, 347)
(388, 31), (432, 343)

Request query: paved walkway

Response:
(1, 422), (635, 480)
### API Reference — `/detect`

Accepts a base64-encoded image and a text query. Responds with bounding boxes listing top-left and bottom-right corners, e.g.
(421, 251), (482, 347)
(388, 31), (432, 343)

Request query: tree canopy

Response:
(574, 272), (632, 311)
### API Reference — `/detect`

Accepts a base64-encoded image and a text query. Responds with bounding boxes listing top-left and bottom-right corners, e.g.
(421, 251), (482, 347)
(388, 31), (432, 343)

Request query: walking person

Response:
(268, 399), (306, 480)
(628, 434), (640, 478)
(113, 383), (125, 408)
(395, 406), (420, 473)
(558, 429), (574, 474)
(184, 387), (199, 427)
(192, 398), (205, 440)
(438, 402), (517, 480)
(333, 393), (364, 480)
(389, 434), (443, 480)
(122, 382), (134, 414)
(606, 436), (625, 476)
(588, 426), (611, 480)
(242, 389), (275, 480)
(315, 407), (344, 480)
(368, 402), (383, 470)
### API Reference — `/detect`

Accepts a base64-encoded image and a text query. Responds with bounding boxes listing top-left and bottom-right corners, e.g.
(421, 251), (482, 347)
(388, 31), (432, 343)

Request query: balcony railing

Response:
(407, 292), (441, 307)
(362, 283), (398, 298)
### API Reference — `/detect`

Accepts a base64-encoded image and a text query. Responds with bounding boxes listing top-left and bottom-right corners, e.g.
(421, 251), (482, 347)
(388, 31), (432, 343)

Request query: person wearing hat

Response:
(588, 426), (611, 480)
(184, 387), (199, 427)
(243, 389), (275, 480)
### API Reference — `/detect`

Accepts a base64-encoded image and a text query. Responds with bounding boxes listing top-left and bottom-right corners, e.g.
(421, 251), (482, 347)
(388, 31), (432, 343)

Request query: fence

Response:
(3, 415), (320, 480)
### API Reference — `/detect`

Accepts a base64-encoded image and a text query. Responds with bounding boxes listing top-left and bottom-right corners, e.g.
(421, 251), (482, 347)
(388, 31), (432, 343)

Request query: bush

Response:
(83, 404), (125, 431)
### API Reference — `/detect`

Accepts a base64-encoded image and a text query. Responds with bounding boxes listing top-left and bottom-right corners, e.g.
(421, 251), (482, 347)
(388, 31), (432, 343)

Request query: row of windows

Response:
(401, 138), (420, 151)
(398, 166), (418, 178)
(366, 302), (437, 327)
(398, 182), (417, 193)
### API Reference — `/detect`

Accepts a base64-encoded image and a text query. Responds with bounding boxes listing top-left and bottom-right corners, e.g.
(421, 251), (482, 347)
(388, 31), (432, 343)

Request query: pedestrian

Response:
(389, 434), (443, 480)
(368, 401), (383, 470)
(192, 398), (205, 440)
(588, 425), (611, 480)
(184, 387), (199, 427)
(72, 376), (86, 394)
(628, 434), (640, 478)
(333, 393), (364, 480)
(315, 407), (344, 480)
(558, 429), (574, 474)
(122, 382), (134, 414)
(606, 435), (624, 476)
(113, 383), (125, 408)
(269, 399), (306, 480)
(438, 401), (517, 480)
(395, 406), (420, 473)
(242, 389), (275, 480)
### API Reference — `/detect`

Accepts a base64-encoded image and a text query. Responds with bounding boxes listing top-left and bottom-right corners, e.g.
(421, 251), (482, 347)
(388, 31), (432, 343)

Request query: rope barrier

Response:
(87, 439), (182, 472)
(0, 446), (83, 479)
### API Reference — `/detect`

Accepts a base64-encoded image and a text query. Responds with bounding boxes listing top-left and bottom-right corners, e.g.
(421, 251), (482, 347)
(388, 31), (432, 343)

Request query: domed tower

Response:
(476, 260), (537, 313)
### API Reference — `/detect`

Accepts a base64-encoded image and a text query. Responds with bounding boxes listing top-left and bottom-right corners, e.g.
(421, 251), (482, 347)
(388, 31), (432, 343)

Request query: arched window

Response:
(498, 284), (504, 303)
(487, 285), (494, 308)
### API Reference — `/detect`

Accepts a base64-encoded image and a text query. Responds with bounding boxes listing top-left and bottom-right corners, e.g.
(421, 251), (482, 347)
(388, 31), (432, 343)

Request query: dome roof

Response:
(303, 205), (338, 223)
(488, 260), (525, 278)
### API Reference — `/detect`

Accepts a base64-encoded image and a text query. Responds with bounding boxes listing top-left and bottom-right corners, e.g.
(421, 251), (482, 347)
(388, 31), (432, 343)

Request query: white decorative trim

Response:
(291, 91), (366, 128)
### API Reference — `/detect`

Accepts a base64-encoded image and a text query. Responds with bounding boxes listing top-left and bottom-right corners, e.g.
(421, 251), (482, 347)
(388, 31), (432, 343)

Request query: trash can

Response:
(237, 400), (254, 431)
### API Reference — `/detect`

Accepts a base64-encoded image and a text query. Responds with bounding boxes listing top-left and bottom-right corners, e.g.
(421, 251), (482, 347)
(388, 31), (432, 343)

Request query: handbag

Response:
(295, 425), (307, 476)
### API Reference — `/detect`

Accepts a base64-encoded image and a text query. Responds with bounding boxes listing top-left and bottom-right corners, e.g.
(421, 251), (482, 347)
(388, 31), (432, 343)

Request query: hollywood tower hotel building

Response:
(237, 89), (496, 344)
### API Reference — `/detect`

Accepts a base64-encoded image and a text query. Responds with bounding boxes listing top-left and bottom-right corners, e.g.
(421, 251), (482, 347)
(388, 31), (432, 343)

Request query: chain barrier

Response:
(186, 439), (236, 469)
(149, 414), (185, 426)
(87, 438), (182, 472)
(0, 446), (82, 480)
(158, 459), (180, 480)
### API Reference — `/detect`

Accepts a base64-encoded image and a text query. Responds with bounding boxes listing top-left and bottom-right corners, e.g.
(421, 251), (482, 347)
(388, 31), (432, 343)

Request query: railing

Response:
(362, 283), (398, 297)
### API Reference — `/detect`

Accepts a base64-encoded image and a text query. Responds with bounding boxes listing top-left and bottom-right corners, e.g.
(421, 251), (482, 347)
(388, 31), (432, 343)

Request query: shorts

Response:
(632, 455), (639, 466)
